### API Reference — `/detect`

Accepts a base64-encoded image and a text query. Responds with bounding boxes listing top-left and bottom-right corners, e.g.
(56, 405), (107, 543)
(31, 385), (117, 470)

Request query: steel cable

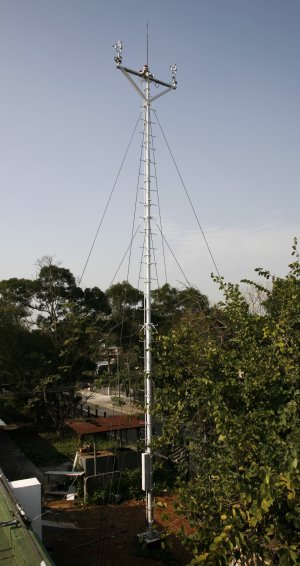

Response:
(153, 109), (221, 278)
(79, 112), (142, 286)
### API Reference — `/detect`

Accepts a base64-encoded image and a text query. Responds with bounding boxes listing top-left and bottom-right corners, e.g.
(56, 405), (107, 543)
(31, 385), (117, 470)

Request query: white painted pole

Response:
(114, 41), (176, 541)
(144, 76), (154, 532)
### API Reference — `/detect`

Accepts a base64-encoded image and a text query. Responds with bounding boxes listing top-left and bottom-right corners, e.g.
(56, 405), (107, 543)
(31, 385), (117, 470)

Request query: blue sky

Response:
(0, 0), (299, 303)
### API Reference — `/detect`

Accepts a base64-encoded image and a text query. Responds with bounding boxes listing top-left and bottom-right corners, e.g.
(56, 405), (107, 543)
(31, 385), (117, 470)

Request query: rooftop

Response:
(66, 415), (144, 437)
(0, 470), (54, 565)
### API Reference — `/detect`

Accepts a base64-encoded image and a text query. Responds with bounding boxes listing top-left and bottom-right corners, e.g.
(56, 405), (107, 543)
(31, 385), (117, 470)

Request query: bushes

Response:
(87, 461), (177, 506)
(154, 247), (300, 563)
(88, 468), (143, 505)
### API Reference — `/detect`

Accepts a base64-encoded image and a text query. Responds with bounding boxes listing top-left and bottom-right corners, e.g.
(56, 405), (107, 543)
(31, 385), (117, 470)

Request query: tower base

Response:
(137, 528), (163, 545)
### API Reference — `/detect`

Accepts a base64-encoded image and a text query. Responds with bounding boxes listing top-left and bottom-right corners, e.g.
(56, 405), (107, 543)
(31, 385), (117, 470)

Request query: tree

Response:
(106, 281), (142, 313)
(105, 281), (143, 351)
(152, 283), (179, 317)
(33, 256), (78, 334)
(154, 243), (300, 564)
(27, 309), (96, 433)
(0, 258), (111, 433)
(77, 286), (110, 318)
(177, 286), (209, 313)
(152, 283), (209, 333)
(28, 260), (113, 432)
(0, 277), (35, 323)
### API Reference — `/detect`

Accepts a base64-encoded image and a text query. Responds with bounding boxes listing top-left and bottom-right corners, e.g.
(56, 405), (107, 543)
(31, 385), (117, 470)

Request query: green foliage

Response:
(106, 281), (142, 313)
(88, 468), (143, 505)
(7, 427), (78, 466)
(152, 283), (209, 334)
(110, 395), (126, 407)
(104, 282), (143, 352)
(2, 246), (300, 563)
(153, 461), (177, 493)
(87, 461), (175, 506)
(0, 255), (212, 433)
(154, 242), (300, 563)
(0, 256), (111, 433)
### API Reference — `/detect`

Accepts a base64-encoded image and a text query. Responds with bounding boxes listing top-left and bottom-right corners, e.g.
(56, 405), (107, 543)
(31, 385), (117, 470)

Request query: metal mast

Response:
(113, 40), (177, 542)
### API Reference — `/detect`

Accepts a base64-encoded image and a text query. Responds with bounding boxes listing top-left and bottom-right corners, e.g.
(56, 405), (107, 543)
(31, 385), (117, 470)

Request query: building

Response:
(0, 469), (54, 565)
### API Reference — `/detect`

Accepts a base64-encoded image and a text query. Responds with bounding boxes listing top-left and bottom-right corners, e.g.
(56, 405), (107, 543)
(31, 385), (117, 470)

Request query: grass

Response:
(41, 432), (79, 463)
(7, 427), (79, 466)
(7, 427), (126, 467)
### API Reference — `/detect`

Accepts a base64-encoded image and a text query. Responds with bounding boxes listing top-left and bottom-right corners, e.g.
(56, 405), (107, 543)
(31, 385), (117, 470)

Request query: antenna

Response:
(146, 22), (149, 67)
(113, 39), (177, 545)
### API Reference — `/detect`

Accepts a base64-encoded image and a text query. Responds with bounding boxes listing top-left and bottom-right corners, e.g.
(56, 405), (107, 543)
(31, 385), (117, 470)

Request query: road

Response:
(79, 389), (162, 435)
(79, 389), (141, 417)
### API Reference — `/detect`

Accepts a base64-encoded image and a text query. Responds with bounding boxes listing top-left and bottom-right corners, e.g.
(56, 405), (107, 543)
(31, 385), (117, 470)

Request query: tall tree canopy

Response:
(152, 283), (209, 333)
(0, 258), (111, 431)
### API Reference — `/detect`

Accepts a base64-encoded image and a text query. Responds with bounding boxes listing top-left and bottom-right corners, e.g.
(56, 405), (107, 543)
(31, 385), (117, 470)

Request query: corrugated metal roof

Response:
(66, 415), (144, 436)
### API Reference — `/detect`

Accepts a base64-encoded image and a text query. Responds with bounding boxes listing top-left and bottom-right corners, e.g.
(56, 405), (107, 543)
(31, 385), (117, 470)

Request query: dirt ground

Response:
(43, 496), (193, 566)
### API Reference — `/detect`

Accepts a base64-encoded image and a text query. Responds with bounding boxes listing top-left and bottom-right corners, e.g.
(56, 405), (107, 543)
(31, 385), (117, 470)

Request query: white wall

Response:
(10, 477), (42, 540)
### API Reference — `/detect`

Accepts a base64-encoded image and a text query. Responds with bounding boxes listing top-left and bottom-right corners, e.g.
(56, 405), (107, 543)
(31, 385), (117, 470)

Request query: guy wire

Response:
(79, 112), (142, 286)
(153, 109), (221, 278)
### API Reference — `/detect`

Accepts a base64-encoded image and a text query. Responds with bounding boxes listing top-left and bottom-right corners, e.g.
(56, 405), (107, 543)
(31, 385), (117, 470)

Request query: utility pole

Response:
(113, 39), (177, 542)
